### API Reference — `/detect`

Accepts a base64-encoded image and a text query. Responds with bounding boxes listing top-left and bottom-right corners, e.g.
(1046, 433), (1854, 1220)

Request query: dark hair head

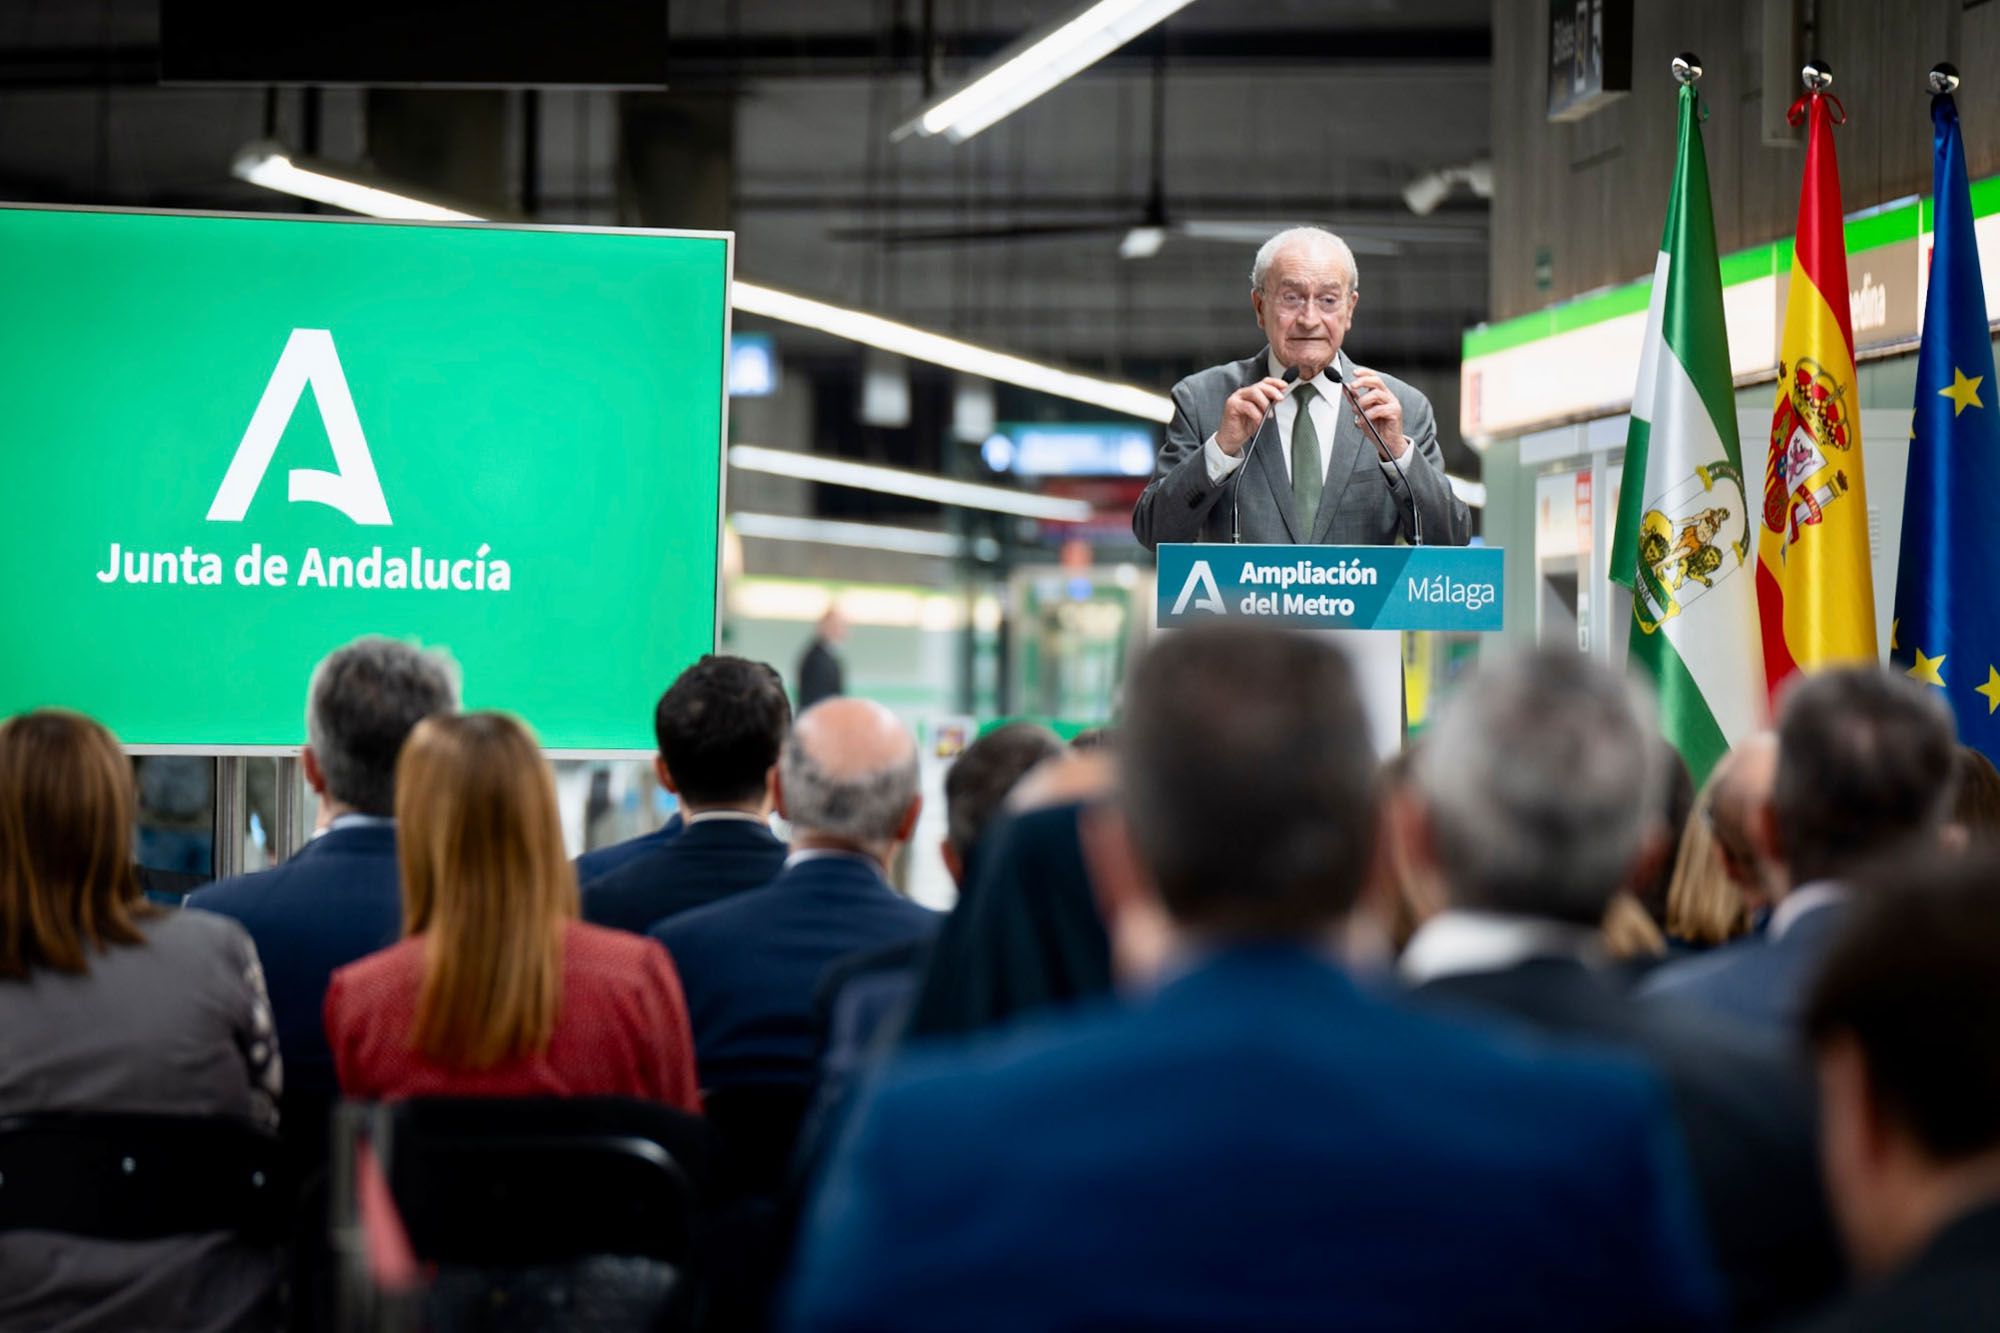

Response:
(1952, 746), (2000, 843)
(1807, 853), (2000, 1162)
(0, 709), (148, 978)
(654, 655), (792, 808)
(307, 637), (460, 815)
(944, 723), (1065, 863)
(1120, 624), (1375, 935)
(1772, 668), (1957, 885)
(1632, 738), (1696, 927)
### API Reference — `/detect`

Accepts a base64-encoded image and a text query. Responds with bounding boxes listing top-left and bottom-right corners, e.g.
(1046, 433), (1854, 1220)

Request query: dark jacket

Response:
(581, 815), (788, 934)
(1415, 956), (1844, 1328)
(797, 639), (844, 711)
(652, 853), (938, 1090)
(788, 946), (1725, 1332)
(1791, 1200), (2000, 1333)
(184, 822), (402, 1104)
(574, 812), (684, 887)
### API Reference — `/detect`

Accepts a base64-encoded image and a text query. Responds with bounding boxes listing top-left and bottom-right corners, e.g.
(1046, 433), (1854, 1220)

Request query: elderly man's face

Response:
(1253, 241), (1357, 378)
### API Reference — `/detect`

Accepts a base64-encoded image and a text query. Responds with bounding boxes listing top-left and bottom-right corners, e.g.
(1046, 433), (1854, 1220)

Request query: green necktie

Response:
(1289, 383), (1323, 527)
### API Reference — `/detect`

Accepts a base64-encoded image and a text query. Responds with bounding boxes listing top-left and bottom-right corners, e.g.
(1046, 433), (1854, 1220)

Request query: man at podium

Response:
(1132, 226), (1470, 550)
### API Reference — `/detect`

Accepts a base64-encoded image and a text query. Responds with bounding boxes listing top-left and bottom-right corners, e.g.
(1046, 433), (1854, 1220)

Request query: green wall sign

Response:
(0, 206), (731, 752)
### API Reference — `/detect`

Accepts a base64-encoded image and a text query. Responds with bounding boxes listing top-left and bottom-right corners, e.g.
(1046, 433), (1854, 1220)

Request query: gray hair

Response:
(1250, 227), (1360, 294)
(779, 730), (920, 844)
(1415, 650), (1661, 925)
(306, 637), (461, 815)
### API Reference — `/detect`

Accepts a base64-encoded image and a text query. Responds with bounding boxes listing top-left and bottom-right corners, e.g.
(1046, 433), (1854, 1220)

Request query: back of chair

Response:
(374, 1097), (709, 1268)
(0, 1111), (287, 1241)
(700, 1083), (814, 1200)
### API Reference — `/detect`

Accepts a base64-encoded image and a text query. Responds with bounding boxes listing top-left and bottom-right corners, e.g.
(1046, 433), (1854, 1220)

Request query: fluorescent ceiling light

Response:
(896, 0), (1199, 144)
(232, 142), (480, 222)
(731, 282), (1172, 423)
(731, 511), (1001, 561)
(1447, 474), (1487, 509)
(730, 444), (1094, 522)
(1119, 225), (1167, 260)
(232, 142), (1175, 424)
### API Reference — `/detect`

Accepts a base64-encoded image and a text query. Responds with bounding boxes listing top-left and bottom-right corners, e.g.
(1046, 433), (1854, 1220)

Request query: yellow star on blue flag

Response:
(1893, 92), (2000, 763)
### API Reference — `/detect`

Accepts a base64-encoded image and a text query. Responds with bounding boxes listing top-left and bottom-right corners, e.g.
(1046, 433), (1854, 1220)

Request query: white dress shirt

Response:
(1398, 910), (1605, 986)
(1201, 351), (1402, 487)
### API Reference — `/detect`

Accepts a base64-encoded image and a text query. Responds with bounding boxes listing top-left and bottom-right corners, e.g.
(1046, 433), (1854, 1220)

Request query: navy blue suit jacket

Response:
(185, 823), (403, 1103)
(788, 947), (1725, 1333)
(1642, 894), (1852, 1034)
(581, 816), (788, 934)
(574, 812), (684, 887)
(653, 853), (939, 1089)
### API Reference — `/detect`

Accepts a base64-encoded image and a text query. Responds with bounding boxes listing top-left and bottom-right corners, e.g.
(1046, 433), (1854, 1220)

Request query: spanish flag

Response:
(1758, 89), (1877, 696)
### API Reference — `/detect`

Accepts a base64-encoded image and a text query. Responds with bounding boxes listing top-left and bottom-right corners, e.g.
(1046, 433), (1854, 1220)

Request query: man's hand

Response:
(1347, 367), (1408, 461)
(1215, 377), (1292, 455)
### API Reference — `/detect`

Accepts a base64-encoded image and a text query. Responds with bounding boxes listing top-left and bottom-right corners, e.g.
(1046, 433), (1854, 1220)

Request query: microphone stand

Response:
(1331, 366), (1424, 547)
(1229, 365), (1300, 545)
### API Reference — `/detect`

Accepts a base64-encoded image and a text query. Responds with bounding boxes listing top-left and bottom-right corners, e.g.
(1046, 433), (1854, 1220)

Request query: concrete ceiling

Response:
(0, 0), (1493, 484)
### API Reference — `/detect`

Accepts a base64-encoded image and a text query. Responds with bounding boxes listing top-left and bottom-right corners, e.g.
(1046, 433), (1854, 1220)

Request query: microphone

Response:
(1329, 365), (1424, 547)
(1229, 365), (1300, 545)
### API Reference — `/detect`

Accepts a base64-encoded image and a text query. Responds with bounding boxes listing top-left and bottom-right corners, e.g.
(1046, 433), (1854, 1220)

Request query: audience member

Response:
(1645, 669), (1957, 1031)
(1666, 771), (1751, 949)
(786, 626), (1723, 1331)
(582, 656), (791, 933)
(0, 710), (282, 1331)
(654, 697), (938, 1094)
(188, 637), (457, 1115)
(1797, 855), (2000, 1331)
(323, 713), (699, 1110)
(1951, 744), (2000, 846)
(1359, 742), (1445, 959)
(814, 721), (1065, 1058)
(902, 747), (1114, 1041)
(1702, 732), (1785, 924)
(1631, 736), (1696, 929)
(795, 607), (847, 712)
(1399, 650), (1841, 1326)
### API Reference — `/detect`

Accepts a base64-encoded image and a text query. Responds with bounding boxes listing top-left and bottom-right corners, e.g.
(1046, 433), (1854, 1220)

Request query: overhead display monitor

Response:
(981, 422), (1157, 478)
(0, 206), (731, 753)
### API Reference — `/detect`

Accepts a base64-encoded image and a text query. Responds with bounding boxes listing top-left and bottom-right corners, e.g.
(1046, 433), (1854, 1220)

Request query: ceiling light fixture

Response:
(232, 143), (1174, 423)
(729, 444), (1094, 522)
(231, 142), (482, 222)
(731, 511), (1001, 561)
(895, 0), (1199, 144)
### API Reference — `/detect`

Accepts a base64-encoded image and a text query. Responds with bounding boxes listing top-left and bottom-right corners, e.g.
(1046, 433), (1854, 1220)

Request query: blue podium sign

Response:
(1156, 544), (1505, 631)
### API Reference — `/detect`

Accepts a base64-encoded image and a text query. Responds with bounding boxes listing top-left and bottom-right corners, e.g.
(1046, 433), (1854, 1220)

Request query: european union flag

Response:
(1892, 93), (2000, 760)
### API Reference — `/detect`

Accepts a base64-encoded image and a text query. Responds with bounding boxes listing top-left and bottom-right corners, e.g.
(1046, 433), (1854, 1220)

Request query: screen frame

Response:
(0, 201), (734, 758)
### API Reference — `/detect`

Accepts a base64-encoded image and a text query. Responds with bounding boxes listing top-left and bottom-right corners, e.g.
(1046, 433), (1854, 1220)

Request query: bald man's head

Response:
(1710, 732), (1782, 903)
(779, 697), (921, 846)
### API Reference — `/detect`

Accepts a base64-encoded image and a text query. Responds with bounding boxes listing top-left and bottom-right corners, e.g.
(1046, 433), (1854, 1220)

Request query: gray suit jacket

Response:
(1132, 348), (1471, 550)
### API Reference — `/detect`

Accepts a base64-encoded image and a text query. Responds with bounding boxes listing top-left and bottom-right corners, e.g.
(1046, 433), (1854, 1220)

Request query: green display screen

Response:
(0, 207), (731, 752)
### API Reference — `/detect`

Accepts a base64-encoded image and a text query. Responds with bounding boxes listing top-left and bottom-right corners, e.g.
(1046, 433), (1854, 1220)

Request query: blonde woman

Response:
(325, 713), (699, 1110)
(1664, 784), (1750, 949)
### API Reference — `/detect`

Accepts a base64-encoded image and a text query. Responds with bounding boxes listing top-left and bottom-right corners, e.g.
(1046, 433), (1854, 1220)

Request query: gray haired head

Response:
(1250, 226), (1360, 294)
(780, 697), (920, 845)
(1415, 650), (1660, 925)
(306, 637), (461, 815)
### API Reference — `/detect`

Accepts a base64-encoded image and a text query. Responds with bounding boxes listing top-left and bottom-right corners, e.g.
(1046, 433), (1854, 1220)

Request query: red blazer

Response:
(325, 919), (701, 1112)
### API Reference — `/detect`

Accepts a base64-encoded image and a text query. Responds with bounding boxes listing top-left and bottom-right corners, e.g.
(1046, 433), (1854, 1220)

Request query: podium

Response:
(1155, 543), (1505, 756)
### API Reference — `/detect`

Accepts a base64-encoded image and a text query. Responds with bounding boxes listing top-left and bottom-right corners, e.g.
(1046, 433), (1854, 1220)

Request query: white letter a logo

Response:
(1170, 560), (1226, 615)
(207, 329), (393, 526)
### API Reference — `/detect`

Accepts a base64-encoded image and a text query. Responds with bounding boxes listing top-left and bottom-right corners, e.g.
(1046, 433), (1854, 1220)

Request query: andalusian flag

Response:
(1757, 89), (1877, 694)
(1610, 78), (1763, 784)
(1891, 92), (2000, 755)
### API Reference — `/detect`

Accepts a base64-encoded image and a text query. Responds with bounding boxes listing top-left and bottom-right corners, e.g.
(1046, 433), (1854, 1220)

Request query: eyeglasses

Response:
(1270, 290), (1351, 316)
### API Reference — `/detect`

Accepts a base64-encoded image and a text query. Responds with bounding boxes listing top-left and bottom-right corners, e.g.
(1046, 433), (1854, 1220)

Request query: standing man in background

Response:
(1132, 226), (1469, 550)
(797, 606), (847, 711)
